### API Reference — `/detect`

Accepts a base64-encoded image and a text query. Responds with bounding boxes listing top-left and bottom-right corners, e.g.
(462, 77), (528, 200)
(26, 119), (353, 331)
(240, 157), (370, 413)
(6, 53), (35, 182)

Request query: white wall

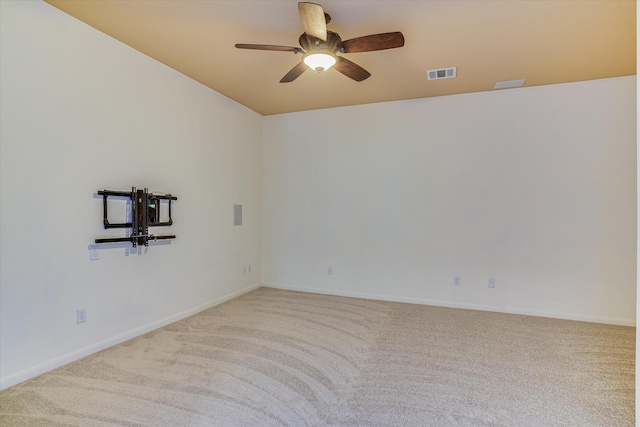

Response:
(0, 1), (262, 389)
(263, 76), (637, 326)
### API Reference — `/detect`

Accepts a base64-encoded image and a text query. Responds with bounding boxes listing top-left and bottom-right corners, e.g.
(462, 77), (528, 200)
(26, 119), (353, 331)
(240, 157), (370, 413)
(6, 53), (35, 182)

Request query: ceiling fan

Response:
(235, 2), (405, 83)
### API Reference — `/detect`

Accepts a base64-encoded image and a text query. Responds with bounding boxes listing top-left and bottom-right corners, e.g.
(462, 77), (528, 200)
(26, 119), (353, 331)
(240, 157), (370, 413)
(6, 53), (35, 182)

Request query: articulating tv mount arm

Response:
(95, 187), (177, 247)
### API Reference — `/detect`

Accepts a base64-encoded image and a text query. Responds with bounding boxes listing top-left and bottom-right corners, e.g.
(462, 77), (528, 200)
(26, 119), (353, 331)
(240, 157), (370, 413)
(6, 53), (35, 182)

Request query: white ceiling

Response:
(45, 0), (636, 116)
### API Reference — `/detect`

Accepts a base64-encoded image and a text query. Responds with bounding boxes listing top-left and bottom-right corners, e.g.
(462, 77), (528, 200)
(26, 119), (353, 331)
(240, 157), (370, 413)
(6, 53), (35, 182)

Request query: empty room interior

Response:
(0, 0), (637, 425)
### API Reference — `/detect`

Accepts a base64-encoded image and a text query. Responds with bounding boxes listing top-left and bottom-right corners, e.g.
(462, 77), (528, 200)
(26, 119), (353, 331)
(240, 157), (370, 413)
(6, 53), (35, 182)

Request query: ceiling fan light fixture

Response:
(303, 50), (336, 72)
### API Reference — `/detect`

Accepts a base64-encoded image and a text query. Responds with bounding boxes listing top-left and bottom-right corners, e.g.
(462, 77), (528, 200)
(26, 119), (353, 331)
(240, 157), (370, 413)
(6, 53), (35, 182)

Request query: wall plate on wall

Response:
(234, 204), (242, 226)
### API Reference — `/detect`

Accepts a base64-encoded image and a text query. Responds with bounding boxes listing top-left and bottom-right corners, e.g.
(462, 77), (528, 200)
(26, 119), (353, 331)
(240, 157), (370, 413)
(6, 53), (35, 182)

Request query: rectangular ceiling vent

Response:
(427, 67), (456, 80)
(494, 79), (526, 89)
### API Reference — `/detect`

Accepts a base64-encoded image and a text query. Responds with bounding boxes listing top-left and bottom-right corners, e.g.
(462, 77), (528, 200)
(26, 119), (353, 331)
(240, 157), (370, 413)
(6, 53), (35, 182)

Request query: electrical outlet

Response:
(488, 278), (496, 288)
(77, 308), (87, 324)
(247, 265), (251, 273)
(454, 276), (461, 286)
(90, 248), (99, 261)
(327, 266), (333, 276)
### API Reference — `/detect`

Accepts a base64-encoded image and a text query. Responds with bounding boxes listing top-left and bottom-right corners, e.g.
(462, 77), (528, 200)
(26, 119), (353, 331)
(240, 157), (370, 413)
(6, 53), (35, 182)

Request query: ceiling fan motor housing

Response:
(299, 31), (343, 54)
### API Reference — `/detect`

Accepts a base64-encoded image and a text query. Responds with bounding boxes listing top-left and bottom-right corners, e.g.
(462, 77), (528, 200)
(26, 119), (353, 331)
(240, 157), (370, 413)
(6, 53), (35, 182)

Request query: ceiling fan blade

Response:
(280, 61), (308, 83)
(341, 32), (405, 53)
(333, 56), (371, 82)
(235, 44), (300, 52)
(298, 2), (327, 41)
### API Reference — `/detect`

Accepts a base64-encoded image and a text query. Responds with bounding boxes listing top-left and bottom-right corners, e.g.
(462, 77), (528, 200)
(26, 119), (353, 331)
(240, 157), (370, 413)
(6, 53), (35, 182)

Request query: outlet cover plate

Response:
(77, 308), (87, 324)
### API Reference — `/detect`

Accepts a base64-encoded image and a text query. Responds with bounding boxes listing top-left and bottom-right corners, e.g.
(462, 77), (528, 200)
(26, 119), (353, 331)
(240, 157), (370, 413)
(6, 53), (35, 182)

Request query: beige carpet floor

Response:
(0, 287), (635, 426)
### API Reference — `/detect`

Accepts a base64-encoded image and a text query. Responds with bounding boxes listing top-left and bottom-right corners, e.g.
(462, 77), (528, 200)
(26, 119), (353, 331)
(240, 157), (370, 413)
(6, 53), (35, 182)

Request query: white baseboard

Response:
(0, 283), (261, 391)
(263, 282), (636, 327)
(4, 281), (632, 390)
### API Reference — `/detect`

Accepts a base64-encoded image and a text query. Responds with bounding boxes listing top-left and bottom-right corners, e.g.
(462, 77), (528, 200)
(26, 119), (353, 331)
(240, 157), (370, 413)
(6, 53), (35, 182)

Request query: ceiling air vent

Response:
(494, 79), (526, 89)
(427, 67), (456, 80)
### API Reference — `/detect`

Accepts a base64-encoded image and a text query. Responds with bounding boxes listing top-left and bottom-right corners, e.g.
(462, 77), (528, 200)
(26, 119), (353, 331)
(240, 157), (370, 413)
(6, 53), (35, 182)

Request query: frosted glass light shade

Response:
(303, 52), (336, 71)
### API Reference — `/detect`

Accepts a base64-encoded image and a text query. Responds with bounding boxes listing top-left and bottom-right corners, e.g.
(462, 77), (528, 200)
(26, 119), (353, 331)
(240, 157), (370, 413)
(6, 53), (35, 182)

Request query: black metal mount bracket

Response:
(95, 187), (177, 247)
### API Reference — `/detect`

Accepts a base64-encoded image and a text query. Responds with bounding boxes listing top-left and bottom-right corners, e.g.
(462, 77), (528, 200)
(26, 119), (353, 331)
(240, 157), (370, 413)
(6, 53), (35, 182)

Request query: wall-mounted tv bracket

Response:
(95, 187), (177, 247)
